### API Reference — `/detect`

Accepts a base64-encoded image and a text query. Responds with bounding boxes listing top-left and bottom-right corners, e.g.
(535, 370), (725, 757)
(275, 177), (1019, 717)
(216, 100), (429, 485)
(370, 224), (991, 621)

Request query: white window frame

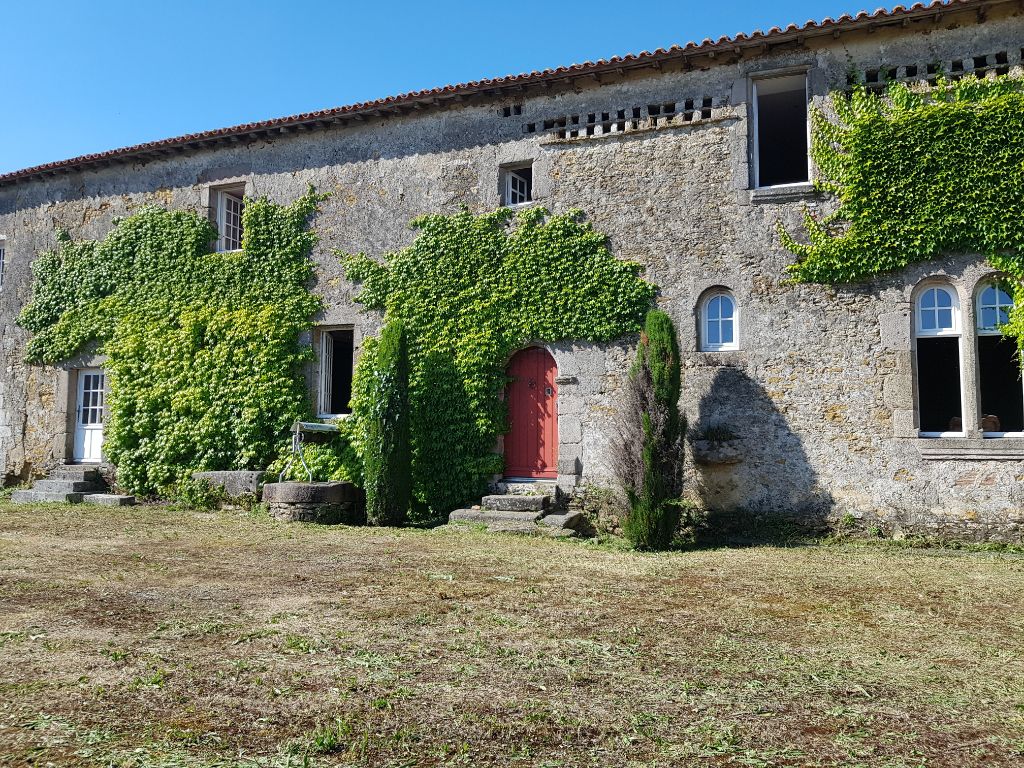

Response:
(317, 328), (354, 419)
(502, 164), (533, 206)
(914, 283), (965, 437)
(216, 191), (244, 252)
(751, 72), (811, 190)
(975, 281), (1024, 438)
(699, 290), (740, 352)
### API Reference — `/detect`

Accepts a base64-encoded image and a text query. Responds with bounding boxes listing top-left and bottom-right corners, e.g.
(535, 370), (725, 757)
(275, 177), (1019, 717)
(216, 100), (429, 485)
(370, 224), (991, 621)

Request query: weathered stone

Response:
(481, 494), (549, 511)
(262, 481), (354, 505)
(33, 479), (103, 493)
(449, 509), (542, 524)
(691, 439), (744, 466)
(81, 493), (136, 506)
(192, 470), (266, 498)
(11, 490), (84, 504)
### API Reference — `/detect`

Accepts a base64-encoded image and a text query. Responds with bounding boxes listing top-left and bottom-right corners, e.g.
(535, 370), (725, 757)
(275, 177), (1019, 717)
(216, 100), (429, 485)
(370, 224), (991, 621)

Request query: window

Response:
(976, 282), (1023, 435)
(318, 328), (355, 417)
(752, 74), (809, 188)
(502, 164), (533, 205)
(914, 285), (963, 435)
(216, 190), (244, 252)
(0, 239), (5, 291)
(700, 290), (739, 352)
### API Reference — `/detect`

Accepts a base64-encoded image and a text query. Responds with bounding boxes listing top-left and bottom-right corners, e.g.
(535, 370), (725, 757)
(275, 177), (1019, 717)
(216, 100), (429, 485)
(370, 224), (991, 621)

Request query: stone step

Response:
(32, 479), (104, 493)
(449, 509), (542, 525)
(82, 493), (136, 507)
(490, 480), (558, 497)
(481, 494), (549, 512)
(539, 510), (585, 530)
(11, 490), (84, 504)
(49, 465), (102, 481)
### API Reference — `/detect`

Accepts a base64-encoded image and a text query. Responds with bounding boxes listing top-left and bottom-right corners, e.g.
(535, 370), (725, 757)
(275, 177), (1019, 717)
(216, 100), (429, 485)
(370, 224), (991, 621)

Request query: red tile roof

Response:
(0, 0), (1000, 187)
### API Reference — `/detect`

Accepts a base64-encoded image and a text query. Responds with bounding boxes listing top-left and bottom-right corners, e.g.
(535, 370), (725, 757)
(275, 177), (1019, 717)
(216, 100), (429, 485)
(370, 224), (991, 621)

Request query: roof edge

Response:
(0, 0), (1005, 187)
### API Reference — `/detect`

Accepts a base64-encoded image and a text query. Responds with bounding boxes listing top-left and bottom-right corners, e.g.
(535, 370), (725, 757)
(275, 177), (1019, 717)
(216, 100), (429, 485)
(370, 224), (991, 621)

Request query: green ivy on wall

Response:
(780, 74), (1024, 341)
(343, 206), (656, 518)
(19, 189), (324, 495)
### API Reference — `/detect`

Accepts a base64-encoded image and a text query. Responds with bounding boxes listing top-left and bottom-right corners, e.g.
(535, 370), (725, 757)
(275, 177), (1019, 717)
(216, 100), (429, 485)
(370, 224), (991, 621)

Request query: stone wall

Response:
(2, 3), (1023, 538)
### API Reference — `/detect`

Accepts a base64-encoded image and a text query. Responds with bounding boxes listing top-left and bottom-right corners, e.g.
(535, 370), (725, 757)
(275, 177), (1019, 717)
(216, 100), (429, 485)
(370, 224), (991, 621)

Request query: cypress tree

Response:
(620, 309), (685, 550)
(364, 320), (411, 526)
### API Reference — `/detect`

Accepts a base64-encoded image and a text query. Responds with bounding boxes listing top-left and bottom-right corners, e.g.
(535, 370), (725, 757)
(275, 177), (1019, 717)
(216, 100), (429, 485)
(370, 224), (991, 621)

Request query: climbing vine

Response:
(781, 74), (1024, 342)
(343, 207), (655, 518)
(19, 189), (324, 495)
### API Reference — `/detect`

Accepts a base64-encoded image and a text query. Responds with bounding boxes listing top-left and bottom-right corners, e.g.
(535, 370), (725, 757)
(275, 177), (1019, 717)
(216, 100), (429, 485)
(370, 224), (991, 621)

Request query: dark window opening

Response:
(701, 96), (713, 119)
(320, 329), (354, 416)
(917, 337), (962, 432)
(755, 75), (809, 187)
(978, 335), (1024, 432)
(905, 65), (918, 78)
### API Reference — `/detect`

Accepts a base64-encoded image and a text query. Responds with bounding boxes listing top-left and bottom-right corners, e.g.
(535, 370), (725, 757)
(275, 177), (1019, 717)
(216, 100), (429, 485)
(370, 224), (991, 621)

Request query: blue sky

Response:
(3, 0), (886, 174)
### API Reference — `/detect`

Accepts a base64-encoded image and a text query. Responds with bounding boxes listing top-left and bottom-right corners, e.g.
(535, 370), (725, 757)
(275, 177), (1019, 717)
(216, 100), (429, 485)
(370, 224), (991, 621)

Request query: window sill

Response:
(749, 182), (817, 203)
(918, 437), (1024, 461)
(316, 413), (352, 421)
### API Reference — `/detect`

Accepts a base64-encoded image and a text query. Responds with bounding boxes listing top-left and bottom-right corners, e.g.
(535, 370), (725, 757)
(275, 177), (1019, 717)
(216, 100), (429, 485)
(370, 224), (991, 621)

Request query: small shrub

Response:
(170, 477), (224, 511)
(364, 320), (412, 526)
(614, 310), (685, 550)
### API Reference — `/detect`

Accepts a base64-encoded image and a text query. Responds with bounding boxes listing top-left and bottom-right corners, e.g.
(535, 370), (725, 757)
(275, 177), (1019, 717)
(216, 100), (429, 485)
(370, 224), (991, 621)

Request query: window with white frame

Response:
(502, 164), (533, 205)
(0, 239), (5, 291)
(216, 190), (244, 252)
(976, 281), (1023, 435)
(752, 73), (810, 188)
(699, 290), (739, 352)
(914, 284), (963, 435)
(318, 328), (355, 417)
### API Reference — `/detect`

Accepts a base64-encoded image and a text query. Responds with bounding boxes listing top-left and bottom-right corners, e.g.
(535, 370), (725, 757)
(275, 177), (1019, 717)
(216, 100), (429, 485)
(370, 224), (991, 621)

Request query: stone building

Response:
(1, 0), (1023, 538)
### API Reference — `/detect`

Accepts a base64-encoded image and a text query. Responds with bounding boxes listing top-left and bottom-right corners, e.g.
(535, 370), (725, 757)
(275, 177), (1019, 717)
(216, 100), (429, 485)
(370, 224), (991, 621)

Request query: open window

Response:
(214, 187), (245, 252)
(318, 328), (355, 417)
(915, 284), (963, 436)
(976, 282), (1023, 436)
(699, 289), (739, 352)
(501, 163), (533, 206)
(752, 74), (809, 188)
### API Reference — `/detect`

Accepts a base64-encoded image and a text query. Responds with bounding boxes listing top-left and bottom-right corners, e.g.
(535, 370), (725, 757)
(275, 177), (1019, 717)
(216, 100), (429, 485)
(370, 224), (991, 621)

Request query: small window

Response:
(0, 239), (5, 291)
(502, 164), (533, 206)
(914, 285), (963, 435)
(976, 282), (1023, 435)
(216, 190), (244, 252)
(318, 328), (355, 417)
(753, 74), (809, 188)
(700, 290), (739, 352)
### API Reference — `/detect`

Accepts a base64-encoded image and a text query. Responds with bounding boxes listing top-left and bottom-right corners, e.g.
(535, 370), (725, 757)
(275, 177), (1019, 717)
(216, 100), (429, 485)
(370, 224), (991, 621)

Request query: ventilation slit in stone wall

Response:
(701, 96), (713, 119)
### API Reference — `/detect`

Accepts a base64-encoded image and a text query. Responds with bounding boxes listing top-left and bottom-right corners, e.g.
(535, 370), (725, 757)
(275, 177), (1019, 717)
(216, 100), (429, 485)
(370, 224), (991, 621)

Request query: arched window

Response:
(976, 281), (1023, 435)
(700, 290), (739, 352)
(914, 284), (963, 435)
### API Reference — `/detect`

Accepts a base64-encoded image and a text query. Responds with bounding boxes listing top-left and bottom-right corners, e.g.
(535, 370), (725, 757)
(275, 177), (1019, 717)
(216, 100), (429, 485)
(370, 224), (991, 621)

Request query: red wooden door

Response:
(505, 347), (558, 478)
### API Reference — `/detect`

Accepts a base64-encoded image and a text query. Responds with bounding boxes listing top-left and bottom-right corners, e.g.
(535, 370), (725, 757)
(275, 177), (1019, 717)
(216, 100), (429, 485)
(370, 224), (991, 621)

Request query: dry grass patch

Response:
(1, 502), (1023, 767)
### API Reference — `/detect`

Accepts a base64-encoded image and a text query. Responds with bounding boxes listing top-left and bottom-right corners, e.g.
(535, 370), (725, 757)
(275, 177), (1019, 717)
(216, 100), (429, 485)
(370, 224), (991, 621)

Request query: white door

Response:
(73, 368), (106, 463)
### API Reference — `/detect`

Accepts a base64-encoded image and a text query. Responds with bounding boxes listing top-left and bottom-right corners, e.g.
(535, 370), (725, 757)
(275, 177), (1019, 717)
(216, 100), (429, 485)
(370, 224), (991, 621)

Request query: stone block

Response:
(192, 470), (266, 498)
(481, 494), (549, 511)
(559, 416), (582, 443)
(262, 481), (353, 505)
(82, 493), (136, 506)
(33, 479), (103, 493)
(449, 509), (542, 524)
(11, 490), (84, 504)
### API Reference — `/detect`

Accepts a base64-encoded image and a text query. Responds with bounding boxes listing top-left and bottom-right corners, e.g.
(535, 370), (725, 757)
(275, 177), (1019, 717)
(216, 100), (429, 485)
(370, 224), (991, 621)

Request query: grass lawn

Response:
(1, 503), (1022, 767)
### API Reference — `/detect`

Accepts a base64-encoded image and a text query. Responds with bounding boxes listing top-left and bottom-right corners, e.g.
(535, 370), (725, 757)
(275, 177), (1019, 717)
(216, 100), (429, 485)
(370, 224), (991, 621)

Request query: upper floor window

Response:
(216, 190), (244, 252)
(916, 285), (960, 336)
(975, 281), (1023, 436)
(318, 327), (355, 417)
(699, 290), (739, 352)
(914, 284), (962, 435)
(502, 164), (533, 206)
(752, 73), (809, 188)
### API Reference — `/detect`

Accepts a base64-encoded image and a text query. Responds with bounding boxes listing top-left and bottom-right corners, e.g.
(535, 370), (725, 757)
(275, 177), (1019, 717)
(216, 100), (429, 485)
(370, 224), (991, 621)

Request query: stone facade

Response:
(2, 1), (1023, 538)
